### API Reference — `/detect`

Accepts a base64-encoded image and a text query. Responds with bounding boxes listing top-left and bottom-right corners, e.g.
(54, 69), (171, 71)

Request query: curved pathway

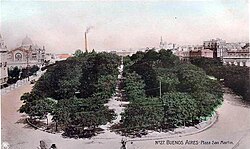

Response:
(1, 84), (250, 149)
(127, 90), (250, 149)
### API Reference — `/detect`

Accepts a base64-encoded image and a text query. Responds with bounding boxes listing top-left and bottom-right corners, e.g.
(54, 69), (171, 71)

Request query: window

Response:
(15, 53), (23, 61)
(0, 63), (2, 67)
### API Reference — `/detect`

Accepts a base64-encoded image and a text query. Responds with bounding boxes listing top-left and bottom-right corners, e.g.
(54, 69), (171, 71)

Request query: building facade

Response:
(7, 36), (46, 69)
(0, 34), (8, 86)
(174, 45), (190, 61)
(189, 49), (213, 58)
(203, 38), (226, 58)
(159, 36), (177, 52)
(110, 50), (134, 56)
(222, 47), (250, 67)
(175, 45), (213, 61)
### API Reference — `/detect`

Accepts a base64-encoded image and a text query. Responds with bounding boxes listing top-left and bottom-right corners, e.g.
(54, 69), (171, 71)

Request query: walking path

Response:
(1, 70), (45, 96)
(100, 61), (129, 131)
(2, 69), (250, 148)
(126, 91), (250, 149)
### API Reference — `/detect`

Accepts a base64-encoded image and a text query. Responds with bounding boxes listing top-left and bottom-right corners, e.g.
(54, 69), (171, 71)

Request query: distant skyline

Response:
(1, 0), (249, 53)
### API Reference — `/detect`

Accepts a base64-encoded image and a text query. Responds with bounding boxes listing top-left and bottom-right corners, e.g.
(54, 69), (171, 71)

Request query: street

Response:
(1, 84), (250, 149)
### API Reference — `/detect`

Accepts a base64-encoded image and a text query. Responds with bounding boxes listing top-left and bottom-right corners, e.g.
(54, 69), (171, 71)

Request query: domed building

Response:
(21, 35), (34, 49)
(7, 35), (46, 69)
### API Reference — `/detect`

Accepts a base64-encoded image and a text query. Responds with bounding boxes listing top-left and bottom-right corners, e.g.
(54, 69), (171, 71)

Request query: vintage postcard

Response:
(1, 0), (249, 149)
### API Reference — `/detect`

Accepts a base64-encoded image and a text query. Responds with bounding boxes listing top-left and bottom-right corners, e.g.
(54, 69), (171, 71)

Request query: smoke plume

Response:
(85, 26), (94, 34)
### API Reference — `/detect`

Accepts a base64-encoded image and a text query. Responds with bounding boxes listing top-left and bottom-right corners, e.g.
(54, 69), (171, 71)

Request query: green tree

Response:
(123, 72), (146, 101)
(19, 92), (56, 119)
(20, 51), (120, 138)
(7, 66), (20, 84)
(121, 98), (163, 132)
(162, 92), (198, 128)
(52, 98), (115, 138)
(119, 49), (223, 135)
(29, 65), (40, 75)
(130, 62), (158, 96)
(33, 59), (82, 99)
(74, 49), (84, 57)
(191, 57), (249, 101)
(130, 51), (145, 62)
(158, 49), (180, 67)
(94, 74), (117, 101)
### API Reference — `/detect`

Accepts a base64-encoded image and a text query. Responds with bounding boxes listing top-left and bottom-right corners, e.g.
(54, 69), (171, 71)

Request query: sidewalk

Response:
(1, 70), (45, 96)
(2, 75), (250, 148)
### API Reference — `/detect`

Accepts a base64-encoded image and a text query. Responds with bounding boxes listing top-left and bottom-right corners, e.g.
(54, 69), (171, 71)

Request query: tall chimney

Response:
(85, 32), (88, 52)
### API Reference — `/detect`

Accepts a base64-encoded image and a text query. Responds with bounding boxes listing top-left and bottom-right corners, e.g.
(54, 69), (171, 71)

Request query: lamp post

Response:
(26, 49), (31, 81)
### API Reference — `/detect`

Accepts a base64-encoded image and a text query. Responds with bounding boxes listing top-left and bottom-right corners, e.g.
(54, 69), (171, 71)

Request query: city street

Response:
(1, 83), (250, 149)
(1, 1), (249, 149)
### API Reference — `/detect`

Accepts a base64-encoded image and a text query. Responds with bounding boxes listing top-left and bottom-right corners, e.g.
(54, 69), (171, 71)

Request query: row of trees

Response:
(7, 65), (40, 84)
(190, 57), (250, 101)
(118, 49), (223, 135)
(19, 50), (120, 138)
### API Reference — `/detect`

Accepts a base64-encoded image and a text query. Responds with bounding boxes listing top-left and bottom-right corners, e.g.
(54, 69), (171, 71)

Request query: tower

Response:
(160, 36), (165, 49)
(85, 32), (88, 52)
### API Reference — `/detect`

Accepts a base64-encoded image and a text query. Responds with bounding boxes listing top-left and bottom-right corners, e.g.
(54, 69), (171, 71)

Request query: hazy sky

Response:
(1, 0), (249, 53)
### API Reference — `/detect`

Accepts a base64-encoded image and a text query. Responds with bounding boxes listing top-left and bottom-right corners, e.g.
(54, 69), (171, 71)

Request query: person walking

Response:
(120, 139), (126, 149)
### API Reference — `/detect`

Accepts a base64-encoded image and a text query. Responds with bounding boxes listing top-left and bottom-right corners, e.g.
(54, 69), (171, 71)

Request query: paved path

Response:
(100, 63), (129, 131)
(1, 84), (250, 149)
(127, 91), (250, 149)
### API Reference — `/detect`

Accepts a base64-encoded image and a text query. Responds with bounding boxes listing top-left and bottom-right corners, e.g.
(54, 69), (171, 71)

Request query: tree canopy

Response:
(117, 49), (223, 135)
(19, 51), (120, 138)
(190, 57), (250, 101)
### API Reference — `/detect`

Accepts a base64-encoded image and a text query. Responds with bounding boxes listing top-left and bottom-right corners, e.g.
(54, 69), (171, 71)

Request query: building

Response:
(7, 36), (46, 69)
(0, 34), (8, 86)
(189, 49), (213, 58)
(175, 45), (213, 61)
(175, 50), (189, 61)
(54, 53), (72, 61)
(222, 47), (250, 67)
(214, 42), (250, 67)
(44, 53), (56, 64)
(159, 36), (177, 52)
(217, 42), (243, 58)
(110, 50), (134, 56)
(203, 38), (226, 58)
(174, 45), (190, 61)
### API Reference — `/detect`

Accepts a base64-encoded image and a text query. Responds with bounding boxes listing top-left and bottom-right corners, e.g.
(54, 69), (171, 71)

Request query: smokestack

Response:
(84, 26), (93, 52)
(85, 32), (88, 52)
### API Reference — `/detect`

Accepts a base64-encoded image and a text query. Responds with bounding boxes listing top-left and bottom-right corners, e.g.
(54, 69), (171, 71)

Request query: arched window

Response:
(15, 53), (23, 61)
(243, 62), (246, 66)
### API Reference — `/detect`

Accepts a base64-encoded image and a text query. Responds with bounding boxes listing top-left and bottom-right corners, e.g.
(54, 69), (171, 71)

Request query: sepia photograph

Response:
(1, 0), (250, 149)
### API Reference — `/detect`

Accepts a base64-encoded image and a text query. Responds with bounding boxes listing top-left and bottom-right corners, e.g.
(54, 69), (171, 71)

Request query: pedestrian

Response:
(50, 144), (57, 149)
(120, 139), (126, 149)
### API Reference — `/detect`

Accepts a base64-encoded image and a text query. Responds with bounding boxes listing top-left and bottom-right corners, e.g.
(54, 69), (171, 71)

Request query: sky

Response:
(1, 0), (249, 53)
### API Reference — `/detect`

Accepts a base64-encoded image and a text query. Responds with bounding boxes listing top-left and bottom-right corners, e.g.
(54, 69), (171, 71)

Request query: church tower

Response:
(159, 36), (165, 49)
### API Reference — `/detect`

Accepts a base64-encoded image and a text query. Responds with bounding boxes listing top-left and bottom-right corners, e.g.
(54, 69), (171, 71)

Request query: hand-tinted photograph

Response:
(1, 0), (249, 149)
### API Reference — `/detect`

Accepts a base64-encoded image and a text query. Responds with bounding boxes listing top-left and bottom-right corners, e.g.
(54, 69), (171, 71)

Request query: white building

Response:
(45, 53), (57, 64)
(203, 38), (226, 58)
(110, 50), (135, 56)
(222, 45), (250, 67)
(7, 36), (46, 69)
(0, 34), (8, 86)
(174, 45), (207, 61)
(159, 37), (177, 52)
